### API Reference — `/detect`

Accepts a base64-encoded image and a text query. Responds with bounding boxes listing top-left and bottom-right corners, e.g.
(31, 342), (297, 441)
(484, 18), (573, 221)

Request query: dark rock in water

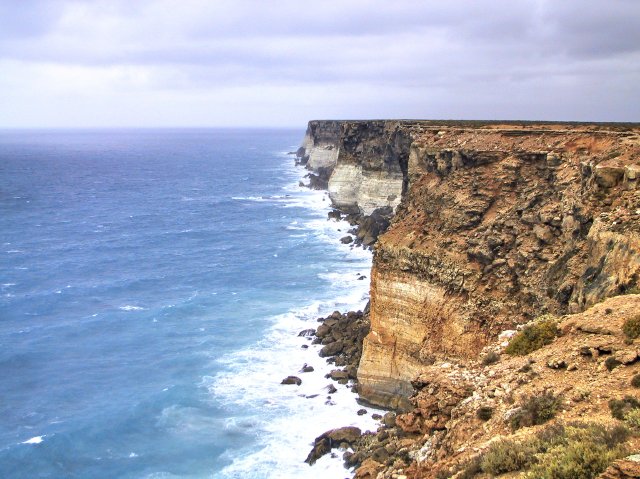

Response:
(305, 426), (362, 465)
(319, 340), (344, 357)
(345, 365), (358, 379)
(315, 323), (331, 338)
(321, 336), (335, 345)
(301, 344), (309, 349)
(328, 369), (349, 381)
(328, 209), (342, 221)
(372, 413), (383, 420)
(306, 173), (328, 190)
(298, 328), (315, 337)
(340, 235), (353, 244)
(281, 376), (302, 386)
(358, 275), (366, 280)
(326, 384), (338, 394)
(300, 364), (314, 373)
(357, 408), (368, 416)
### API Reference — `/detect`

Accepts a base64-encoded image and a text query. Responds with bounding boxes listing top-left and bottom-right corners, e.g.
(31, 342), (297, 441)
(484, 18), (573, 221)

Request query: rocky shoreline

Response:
(288, 120), (640, 479)
(290, 156), (413, 476)
(295, 303), (411, 477)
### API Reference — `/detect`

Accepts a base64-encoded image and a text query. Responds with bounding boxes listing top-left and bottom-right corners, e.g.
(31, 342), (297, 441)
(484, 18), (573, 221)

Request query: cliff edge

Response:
(298, 120), (640, 478)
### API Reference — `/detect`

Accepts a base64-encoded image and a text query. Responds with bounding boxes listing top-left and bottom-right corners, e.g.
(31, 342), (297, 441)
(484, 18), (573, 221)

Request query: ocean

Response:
(0, 129), (379, 478)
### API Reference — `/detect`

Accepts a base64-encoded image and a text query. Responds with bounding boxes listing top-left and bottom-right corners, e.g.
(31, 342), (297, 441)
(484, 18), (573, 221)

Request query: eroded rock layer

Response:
(300, 120), (640, 410)
(362, 123), (640, 408)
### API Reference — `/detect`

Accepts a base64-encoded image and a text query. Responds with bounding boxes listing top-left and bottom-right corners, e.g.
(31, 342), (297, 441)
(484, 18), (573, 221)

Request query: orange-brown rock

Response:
(370, 294), (640, 478)
(357, 122), (640, 408)
(599, 455), (640, 479)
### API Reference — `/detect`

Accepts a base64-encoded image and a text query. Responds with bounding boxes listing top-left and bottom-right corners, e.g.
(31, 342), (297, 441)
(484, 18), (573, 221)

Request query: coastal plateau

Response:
(297, 120), (640, 478)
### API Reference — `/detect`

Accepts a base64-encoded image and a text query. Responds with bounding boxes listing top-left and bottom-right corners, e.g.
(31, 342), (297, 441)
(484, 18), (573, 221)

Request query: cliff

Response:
(301, 120), (640, 407)
(299, 120), (640, 478)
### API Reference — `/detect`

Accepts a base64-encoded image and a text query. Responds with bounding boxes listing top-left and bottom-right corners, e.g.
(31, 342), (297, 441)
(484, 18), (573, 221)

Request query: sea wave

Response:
(118, 305), (147, 311)
(209, 165), (378, 478)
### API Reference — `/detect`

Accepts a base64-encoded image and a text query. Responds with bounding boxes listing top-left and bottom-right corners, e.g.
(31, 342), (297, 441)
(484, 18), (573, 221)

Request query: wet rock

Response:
(341, 235), (354, 244)
(315, 323), (331, 338)
(305, 427), (362, 465)
(328, 369), (349, 381)
(281, 376), (302, 385)
(298, 328), (315, 337)
(319, 340), (344, 357)
(328, 209), (343, 221)
(300, 364), (314, 373)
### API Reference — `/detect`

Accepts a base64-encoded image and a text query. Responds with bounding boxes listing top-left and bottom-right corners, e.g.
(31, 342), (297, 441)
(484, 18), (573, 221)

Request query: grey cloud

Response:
(0, 0), (638, 126)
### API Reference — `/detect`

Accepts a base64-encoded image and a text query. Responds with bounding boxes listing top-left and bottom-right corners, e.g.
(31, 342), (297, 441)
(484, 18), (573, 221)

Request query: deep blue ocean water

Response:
(0, 129), (376, 479)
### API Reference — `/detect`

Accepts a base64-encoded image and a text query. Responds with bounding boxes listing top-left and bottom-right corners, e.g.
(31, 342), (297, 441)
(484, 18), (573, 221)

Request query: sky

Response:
(0, 0), (638, 128)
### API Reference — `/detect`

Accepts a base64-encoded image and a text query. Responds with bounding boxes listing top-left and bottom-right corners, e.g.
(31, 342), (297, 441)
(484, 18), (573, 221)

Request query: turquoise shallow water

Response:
(0, 129), (376, 478)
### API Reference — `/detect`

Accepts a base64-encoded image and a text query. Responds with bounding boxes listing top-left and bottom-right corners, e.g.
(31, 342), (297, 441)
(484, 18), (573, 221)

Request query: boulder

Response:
(328, 369), (349, 381)
(319, 340), (344, 357)
(305, 427), (362, 465)
(280, 376), (302, 385)
(598, 455), (640, 478)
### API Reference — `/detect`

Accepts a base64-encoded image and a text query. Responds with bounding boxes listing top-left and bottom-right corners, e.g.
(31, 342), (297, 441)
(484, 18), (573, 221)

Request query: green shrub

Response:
(622, 315), (640, 340)
(505, 316), (559, 356)
(609, 396), (640, 420)
(456, 455), (482, 479)
(624, 408), (640, 429)
(481, 438), (537, 475)
(476, 406), (494, 421)
(524, 423), (628, 479)
(482, 351), (500, 365)
(605, 356), (622, 371)
(510, 391), (562, 430)
(477, 422), (628, 479)
(631, 374), (640, 388)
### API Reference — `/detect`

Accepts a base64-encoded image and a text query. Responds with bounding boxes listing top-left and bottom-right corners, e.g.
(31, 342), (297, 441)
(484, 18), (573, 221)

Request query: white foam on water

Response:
(208, 161), (382, 478)
(22, 436), (44, 445)
(210, 296), (382, 478)
(119, 305), (147, 311)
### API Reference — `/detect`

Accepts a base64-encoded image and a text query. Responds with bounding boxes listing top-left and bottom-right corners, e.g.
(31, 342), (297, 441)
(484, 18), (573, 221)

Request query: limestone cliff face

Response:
(300, 120), (640, 410)
(359, 123), (640, 408)
(299, 120), (342, 172)
(327, 121), (412, 215)
(299, 120), (415, 215)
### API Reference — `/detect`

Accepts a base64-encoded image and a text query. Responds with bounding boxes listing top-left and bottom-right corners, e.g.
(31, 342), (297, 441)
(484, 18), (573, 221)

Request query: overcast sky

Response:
(0, 0), (638, 127)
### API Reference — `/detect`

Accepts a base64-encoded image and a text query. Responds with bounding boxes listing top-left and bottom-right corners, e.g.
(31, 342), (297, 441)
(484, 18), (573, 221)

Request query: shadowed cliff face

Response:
(300, 121), (640, 409)
(299, 120), (416, 215)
